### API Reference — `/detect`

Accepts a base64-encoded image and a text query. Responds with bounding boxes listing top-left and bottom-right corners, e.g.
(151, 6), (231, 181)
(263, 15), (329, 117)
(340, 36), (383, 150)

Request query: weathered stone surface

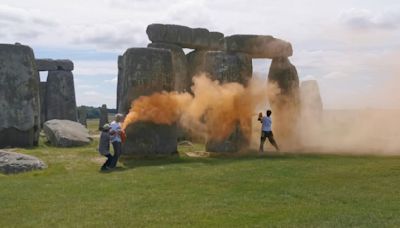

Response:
(148, 42), (189, 92)
(36, 59), (57, 71)
(45, 70), (77, 121)
(187, 50), (252, 86)
(123, 122), (178, 157)
(300, 80), (323, 121)
(120, 47), (177, 156)
(77, 107), (87, 127)
(146, 23), (224, 50)
(0, 44), (40, 148)
(187, 50), (253, 152)
(267, 57), (300, 149)
(36, 59), (74, 71)
(39, 81), (47, 127)
(116, 55), (124, 113)
(0, 150), (47, 174)
(54, 59), (74, 71)
(43, 119), (91, 147)
(223, 35), (293, 58)
(99, 104), (108, 130)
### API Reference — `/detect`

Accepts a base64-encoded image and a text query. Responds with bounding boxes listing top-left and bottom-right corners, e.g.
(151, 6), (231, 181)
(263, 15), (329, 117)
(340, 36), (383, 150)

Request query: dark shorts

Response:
(261, 131), (273, 140)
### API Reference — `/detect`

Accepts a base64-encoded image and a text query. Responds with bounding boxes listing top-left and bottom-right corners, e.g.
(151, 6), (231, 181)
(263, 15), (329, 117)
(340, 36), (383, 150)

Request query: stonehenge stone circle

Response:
(187, 50), (253, 152)
(39, 82), (47, 127)
(0, 44), (40, 148)
(268, 57), (300, 148)
(117, 55), (124, 113)
(120, 47), (177, 156)
(146, 23), (224, 50)
(99, 104), (108, 130)
(36, 59), (74, 71)
(223, 35), (293, 58)
(148, 42), (189, 92)
(45, 70), (77, 121)
(77, 106), (88, 127)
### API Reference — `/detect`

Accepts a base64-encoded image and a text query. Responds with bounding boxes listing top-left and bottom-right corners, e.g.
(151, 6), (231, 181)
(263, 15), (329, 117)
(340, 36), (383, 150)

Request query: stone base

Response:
(123, 122), (178, 157)
(205, 125), (249, 153)
(0, 128), (37, 148)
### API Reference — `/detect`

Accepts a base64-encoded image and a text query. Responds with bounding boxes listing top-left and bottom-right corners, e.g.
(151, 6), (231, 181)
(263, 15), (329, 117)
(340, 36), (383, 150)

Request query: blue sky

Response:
(1, 0), (400, 109)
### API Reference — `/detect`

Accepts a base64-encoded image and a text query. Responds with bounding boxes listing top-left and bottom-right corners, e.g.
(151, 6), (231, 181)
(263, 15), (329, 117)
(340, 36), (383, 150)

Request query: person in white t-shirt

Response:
(258, 109), (280, 153)
(109, 113), (124, 168)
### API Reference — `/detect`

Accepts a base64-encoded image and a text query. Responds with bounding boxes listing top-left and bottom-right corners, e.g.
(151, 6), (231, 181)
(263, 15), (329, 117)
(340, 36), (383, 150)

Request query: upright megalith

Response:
(187, 50), (253, 152)
(0, 43), (40, 148)
(267, 57), (300, 148)
(99, 104), (108, 130)
(120, 47), (177, 157)
(77, 107), (87, 127)
(223, 35), (293, 58)
(148, 42), (188, 92)
(300, 80), (323, 121)
(116, 55), (124, 113)
(146, 23), (224, 50)
(39, 82), (47, 127)
(46, 70), (77, 121)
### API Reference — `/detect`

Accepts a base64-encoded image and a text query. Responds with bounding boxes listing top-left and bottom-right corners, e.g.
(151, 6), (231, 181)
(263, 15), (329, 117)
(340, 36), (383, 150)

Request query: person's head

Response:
(115, 113), (124, 123)
(102, 123), (110, 132)
(266, 110), (272, 117)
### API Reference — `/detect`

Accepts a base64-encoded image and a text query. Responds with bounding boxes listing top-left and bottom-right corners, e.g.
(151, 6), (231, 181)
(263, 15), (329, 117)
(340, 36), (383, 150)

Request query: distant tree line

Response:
(78, 105), (117, 119)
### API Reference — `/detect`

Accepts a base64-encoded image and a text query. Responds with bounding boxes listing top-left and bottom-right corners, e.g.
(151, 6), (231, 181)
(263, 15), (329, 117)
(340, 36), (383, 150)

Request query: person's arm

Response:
(258, 113), (263, 122)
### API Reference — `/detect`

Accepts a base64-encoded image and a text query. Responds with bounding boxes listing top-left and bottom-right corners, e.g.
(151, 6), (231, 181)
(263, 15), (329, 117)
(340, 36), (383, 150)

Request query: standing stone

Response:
(300, 80), (323, 122)
(99, 104), (108, 130)
(46, 70), (77, 121)
(39, 81), (47, 127)
(0, 44), (40, 148)
(148, 42), (188, 92)
(116, 55), (124, 113)
(223, 35), (293, 58)
(77, 107), (87, 127)
(187, 50), (253, 152)
(121, 48), (177, 157)
(267, 57), (300, 149)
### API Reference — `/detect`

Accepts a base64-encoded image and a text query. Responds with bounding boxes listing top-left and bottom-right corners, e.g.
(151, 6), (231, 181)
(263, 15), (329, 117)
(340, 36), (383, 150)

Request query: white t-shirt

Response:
(261, 116), (272, 132)
(109, 121), (122, 143)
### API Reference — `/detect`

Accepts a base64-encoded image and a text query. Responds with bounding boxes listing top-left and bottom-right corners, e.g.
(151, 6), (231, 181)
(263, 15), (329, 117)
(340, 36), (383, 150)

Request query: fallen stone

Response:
(0, 43), (40, 148)
(45, 70), (77, 121)
(43, 119), (91, 147)
(0, 150), (47, 174)
(223, 35), (293, 58)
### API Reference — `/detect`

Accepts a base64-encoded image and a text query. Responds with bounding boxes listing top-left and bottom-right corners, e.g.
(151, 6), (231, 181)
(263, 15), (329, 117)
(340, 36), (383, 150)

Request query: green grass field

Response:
(1, 120), (400, 227)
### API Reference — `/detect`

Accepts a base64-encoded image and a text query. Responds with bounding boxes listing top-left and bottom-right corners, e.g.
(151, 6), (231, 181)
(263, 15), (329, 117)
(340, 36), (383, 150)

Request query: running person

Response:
(258, 110), (280, 153)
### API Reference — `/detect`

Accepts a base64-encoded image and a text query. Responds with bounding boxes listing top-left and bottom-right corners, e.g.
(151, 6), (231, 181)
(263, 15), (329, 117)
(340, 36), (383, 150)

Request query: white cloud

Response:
(339, 8), (400, 30)
(104, 77), (118, 84)
(73, 60), (117, 76)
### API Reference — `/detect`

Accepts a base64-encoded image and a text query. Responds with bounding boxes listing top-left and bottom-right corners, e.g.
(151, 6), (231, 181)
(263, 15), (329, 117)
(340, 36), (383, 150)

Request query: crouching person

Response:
(98, 123), (113, 171)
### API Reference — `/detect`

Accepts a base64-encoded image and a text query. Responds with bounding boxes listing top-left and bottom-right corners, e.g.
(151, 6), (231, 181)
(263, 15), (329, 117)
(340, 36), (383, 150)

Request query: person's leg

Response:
(259, 131), (266, 153)
(110, 142), (122, 168)
(104, 154), (113, 167)
(267, 132), (280, 151)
